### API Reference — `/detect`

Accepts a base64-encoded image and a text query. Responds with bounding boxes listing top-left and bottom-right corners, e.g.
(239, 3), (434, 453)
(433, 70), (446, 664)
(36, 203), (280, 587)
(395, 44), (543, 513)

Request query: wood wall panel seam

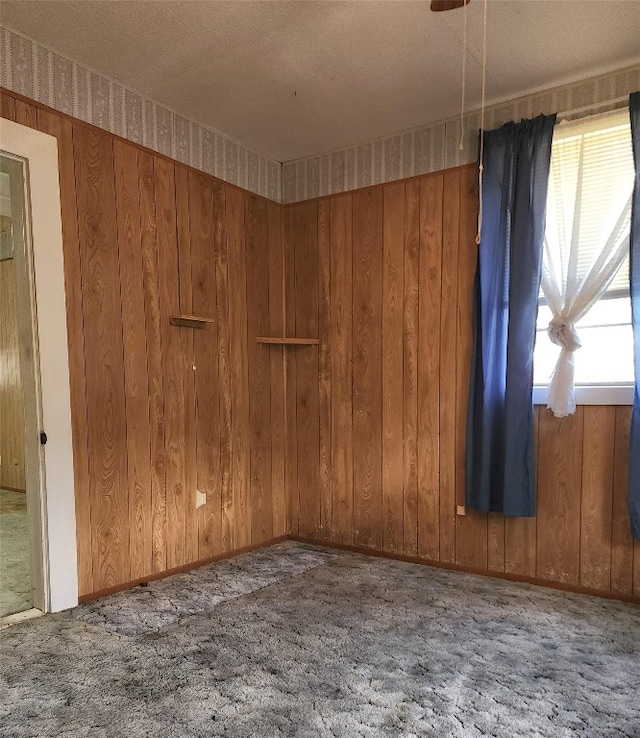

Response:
(113, 141), (154, 581)
(155, 157), (189, 571)
(579, 406), (615, 591)
(185, 171), (210, 558)
(246, 195), (274, 545)
(216, 185), (234, 552)
(352, 188), (383, 549)
(284, 206), (299, 536)
(74, 124), (131, 590)
(536, 408), (585, 585)
(137, 151), (167, 576)
(329, 195), (354, 545)
(402, 179), (420, 558)
(226, 186), (251, 550)
(611, 407), (634, 595)
(417, 174), (443, 562)
(267, 201), (287, 538)
(454, 167), (488, 570)
(317, 199), (333, 539)
(381, 182), (405, 555)
(438, 170), (460, 565)
(294, 202), (321, 539)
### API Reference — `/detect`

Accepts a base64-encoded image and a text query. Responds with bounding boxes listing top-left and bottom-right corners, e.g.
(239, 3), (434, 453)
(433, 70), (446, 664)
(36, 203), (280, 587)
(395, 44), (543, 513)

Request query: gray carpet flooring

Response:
(0, 542), (638, 738)
(0, 488), (32, 617)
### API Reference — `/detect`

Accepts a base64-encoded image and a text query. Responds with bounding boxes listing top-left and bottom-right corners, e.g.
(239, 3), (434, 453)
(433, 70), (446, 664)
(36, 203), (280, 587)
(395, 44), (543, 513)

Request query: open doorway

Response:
(0, 118), (78, 621)
(0, 157), (39, 619)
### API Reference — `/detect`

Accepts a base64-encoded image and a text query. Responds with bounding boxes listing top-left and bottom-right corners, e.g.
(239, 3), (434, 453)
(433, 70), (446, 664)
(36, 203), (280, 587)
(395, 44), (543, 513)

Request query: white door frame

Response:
(1, 118), (78, 613)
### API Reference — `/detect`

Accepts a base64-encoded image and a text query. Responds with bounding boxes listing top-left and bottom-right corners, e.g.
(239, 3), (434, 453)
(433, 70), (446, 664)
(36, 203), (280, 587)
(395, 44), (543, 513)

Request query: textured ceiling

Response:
(2, 0), (640, 161)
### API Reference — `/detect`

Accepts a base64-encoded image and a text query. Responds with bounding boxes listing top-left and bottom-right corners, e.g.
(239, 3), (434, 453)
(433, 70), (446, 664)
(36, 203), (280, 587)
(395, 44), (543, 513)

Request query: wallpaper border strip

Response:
(0, 24), (282, 202)
(282, 64), (640, 203)
(1, 23), (638, 206)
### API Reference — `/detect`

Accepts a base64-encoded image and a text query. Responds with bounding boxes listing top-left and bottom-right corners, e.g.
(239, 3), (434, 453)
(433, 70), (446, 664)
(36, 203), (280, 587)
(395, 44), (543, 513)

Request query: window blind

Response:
(544, 109), (634, 298)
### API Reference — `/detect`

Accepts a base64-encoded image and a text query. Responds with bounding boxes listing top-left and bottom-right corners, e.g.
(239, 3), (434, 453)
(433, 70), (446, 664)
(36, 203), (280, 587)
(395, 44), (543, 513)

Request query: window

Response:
(533, 109), (635, 406)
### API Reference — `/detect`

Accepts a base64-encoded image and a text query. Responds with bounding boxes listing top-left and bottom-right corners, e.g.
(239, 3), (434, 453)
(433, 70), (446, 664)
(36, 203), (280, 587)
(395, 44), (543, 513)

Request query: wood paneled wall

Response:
(0, 257), (26, 491)
(1, 90), (286, 596)
(4, 86), (638, 602)
(284, 165), (640, 600)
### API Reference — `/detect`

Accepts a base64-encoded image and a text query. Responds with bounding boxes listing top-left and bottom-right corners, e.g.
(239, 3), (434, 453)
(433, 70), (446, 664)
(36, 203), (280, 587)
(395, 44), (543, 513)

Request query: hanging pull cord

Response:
(476, 0), (488, 245)
(458, 0), (468, 151)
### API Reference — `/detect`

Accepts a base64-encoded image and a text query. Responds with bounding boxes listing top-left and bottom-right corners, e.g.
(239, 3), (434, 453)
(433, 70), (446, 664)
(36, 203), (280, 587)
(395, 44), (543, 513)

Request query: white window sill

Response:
(533, 385), (635, 406)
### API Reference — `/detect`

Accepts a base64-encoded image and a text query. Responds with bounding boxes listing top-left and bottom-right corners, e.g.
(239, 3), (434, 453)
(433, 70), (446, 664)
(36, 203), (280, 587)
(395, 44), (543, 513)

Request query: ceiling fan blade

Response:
(430, 0), (470, 11)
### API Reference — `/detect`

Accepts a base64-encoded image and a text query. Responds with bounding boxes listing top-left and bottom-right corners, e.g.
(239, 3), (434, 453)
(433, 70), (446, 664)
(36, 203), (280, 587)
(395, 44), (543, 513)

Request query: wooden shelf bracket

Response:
(170, 315), (214, 329)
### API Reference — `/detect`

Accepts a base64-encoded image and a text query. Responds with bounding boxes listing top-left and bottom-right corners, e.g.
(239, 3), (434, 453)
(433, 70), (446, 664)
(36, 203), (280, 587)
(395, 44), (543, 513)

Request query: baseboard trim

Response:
(78, 533), (639, 606)
(288, 536), (640, 605)
(78, 535), (288, 603)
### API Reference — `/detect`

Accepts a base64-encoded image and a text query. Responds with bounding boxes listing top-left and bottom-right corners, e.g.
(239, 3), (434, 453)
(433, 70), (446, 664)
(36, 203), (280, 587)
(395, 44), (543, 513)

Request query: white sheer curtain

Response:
(542, 111), (634, 417)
